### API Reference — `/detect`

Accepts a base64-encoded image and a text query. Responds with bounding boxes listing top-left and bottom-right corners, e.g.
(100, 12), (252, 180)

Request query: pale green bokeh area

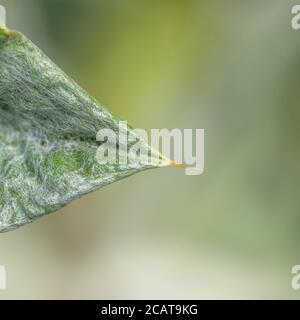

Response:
(0, 0), (300, 299)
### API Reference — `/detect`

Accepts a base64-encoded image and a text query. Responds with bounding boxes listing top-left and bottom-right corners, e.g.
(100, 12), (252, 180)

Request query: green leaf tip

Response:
(0, 27), (11, 45)
(0, 30), (170, 233)
(0, 27), (10, 35)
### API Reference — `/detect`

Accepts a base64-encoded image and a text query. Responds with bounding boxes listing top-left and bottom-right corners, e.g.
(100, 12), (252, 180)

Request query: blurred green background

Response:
(0, 0), (300, 299)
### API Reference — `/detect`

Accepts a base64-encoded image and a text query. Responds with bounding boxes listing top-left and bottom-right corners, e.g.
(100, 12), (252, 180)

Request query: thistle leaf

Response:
(0, 28), (169, 232)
